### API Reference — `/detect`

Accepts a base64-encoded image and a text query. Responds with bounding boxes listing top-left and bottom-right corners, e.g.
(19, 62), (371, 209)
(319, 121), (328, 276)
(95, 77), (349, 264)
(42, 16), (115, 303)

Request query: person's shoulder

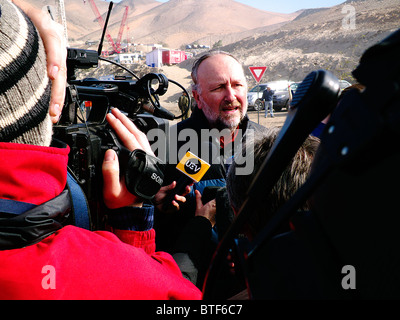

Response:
(175, 116), (194, 131)
(175, 108), (206, 131)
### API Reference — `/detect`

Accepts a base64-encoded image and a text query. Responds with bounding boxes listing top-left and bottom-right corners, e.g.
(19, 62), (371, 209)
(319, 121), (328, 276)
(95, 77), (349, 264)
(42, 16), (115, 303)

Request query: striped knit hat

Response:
(0, 0), (52, 146)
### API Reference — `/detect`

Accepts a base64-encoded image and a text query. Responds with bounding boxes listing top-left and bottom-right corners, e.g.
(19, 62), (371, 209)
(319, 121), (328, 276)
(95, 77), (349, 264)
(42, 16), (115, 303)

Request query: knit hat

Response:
(0, 0), (52, 146)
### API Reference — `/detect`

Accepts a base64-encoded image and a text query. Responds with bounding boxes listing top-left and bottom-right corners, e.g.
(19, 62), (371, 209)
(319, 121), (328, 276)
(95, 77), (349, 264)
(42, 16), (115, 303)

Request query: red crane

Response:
(116, 6), (129, 53)
(84, 0), (128, 55)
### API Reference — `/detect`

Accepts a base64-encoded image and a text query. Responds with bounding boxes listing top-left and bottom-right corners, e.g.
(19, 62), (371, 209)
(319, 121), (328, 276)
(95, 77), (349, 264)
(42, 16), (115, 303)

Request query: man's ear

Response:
(192, 90), (202, 109)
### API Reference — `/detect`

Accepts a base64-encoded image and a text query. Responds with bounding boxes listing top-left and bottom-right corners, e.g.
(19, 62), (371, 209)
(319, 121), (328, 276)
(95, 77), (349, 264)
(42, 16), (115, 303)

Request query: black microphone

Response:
(142, 103), (175, 120)
(203, 69), (341, 299)
(162, 141), (220, 211)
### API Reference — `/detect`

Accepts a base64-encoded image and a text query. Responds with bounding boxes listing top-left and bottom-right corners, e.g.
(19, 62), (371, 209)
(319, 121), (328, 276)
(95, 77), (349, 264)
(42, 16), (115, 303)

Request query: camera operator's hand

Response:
(102, 108), (154, 209)
(13, 0), (67, 123)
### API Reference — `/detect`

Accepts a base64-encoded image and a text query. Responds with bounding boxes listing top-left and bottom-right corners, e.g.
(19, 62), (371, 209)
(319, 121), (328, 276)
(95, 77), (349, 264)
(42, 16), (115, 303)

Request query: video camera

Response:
(52, 3), (187, 230)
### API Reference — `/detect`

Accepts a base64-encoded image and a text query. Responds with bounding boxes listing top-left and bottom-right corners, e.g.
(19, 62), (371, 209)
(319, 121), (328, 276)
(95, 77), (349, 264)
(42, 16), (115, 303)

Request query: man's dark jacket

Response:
(155, 106), (266, 253)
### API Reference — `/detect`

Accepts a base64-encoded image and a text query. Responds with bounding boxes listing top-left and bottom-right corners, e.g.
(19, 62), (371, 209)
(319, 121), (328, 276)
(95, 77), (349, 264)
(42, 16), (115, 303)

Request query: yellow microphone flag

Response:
(176, 151), (211, 183)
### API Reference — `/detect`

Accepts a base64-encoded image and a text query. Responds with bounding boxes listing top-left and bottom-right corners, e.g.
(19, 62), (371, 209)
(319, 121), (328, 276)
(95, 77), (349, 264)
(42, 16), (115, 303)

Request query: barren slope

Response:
(220, 0), (400, 84)
(29, 0), (299, 49)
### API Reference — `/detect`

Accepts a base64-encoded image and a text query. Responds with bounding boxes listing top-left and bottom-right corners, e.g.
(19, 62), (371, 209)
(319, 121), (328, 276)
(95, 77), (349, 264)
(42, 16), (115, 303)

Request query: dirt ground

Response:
(246, 109), (287, 128)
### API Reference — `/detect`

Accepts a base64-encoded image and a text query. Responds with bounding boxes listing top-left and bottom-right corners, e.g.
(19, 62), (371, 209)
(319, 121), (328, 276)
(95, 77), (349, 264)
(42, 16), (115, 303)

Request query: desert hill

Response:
(30, 0), (111, 40)
(29, 0), (161, 41)
(29, 0), (300, 49)
(28, 0), (400, 111)
(114, 0), (299, 49)
(213, 0), (400, 85)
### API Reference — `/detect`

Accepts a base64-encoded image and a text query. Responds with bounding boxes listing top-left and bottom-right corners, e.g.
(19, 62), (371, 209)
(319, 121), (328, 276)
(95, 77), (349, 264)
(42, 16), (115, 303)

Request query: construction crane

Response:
(84, 0), (129, 55)
(116, 6), (129, 53)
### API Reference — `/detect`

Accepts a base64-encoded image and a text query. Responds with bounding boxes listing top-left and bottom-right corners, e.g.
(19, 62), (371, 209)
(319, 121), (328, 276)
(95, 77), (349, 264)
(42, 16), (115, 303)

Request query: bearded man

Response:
(154, 51), (266, 254)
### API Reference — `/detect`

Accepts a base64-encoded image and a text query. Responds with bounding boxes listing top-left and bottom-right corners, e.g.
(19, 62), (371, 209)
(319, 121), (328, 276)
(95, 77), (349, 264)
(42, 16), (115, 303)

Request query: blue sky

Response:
(111, 0), (346, 14)
(156, 0), (346, 14)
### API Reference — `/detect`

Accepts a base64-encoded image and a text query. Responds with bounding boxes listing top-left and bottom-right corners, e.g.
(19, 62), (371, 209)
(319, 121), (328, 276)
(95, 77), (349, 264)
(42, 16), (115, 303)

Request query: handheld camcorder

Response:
(52, 2), (188, 230)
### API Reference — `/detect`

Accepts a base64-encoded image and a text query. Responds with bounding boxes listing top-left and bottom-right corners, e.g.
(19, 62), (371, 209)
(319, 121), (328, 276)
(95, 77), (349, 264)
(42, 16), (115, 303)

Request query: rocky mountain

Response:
(215, 0), (400, 85)
(28, 0), (400, 86)
(29, 0), (161, 41)
(114, 0), (299, 49)
(29, 0), (299, 48)
(30, 0), (108, 40)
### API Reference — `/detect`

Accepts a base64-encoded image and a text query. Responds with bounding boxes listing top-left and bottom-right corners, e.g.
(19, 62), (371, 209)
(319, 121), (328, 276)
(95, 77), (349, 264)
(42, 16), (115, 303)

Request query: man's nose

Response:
(224, 86), (236, 102)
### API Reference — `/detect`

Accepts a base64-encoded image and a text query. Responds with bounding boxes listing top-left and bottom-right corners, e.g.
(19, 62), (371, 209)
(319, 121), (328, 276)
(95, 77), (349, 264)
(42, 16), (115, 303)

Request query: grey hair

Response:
(191, 50), (241, 93)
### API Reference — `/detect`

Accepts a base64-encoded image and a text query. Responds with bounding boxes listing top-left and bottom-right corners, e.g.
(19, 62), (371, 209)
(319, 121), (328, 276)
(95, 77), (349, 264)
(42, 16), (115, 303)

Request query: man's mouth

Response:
(221, 104), (240, 114)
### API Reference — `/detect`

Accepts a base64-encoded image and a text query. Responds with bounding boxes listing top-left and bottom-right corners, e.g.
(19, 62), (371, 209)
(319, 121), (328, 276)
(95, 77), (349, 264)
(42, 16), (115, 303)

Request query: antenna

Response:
(97, 1), (114, 57)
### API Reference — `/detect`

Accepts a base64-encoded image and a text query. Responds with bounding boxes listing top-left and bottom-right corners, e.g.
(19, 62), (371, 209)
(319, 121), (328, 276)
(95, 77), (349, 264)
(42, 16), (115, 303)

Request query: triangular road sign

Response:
(249, 66), (267, 83)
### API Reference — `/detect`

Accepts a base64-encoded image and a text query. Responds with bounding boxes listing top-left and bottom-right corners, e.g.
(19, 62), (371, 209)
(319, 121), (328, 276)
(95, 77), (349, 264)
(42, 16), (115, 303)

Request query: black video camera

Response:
(53, 47), (175, 230)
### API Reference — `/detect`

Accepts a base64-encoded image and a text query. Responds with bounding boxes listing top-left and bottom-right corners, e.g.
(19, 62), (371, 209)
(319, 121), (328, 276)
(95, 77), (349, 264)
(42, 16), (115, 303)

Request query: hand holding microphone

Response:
(161, 151), (211, 212)
(154, 180), (193, 212)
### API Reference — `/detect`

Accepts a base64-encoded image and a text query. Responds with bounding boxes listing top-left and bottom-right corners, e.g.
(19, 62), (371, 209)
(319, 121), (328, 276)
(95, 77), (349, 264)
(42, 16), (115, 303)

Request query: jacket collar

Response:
(0, 189), (72, 250)
(0, 141), (72, 250)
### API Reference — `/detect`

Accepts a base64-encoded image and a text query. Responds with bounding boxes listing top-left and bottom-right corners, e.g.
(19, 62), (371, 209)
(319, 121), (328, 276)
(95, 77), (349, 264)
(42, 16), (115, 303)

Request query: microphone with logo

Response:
(162, 151), (211, 211)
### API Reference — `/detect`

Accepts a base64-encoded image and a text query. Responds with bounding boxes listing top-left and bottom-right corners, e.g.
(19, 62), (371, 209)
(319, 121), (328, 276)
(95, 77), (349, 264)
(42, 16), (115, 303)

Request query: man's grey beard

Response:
(200, 98), (245, 131)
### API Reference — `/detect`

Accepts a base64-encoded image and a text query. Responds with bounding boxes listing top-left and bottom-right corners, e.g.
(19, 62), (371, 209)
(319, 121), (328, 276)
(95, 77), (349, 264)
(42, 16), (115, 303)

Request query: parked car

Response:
(247, 83), (268, 111)
(272, 81), (294, 112)
(286, 80), (352, 107)
(247, 80), (293, 111)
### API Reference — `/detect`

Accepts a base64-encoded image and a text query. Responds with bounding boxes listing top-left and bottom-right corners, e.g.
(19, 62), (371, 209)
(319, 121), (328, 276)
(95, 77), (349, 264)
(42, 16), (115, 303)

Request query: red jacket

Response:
(0, 142), (202, 300)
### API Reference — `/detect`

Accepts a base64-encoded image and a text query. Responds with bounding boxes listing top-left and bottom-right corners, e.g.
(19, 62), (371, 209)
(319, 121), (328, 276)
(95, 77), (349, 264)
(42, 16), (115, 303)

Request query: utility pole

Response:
(54, 0), (69, 46)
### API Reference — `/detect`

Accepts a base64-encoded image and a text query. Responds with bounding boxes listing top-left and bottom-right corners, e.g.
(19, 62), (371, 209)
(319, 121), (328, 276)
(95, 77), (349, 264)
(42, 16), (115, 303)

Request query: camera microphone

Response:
(162, 144), (215, 211)
(203, 69), (340, 299)
(142, 103), (175, 120)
